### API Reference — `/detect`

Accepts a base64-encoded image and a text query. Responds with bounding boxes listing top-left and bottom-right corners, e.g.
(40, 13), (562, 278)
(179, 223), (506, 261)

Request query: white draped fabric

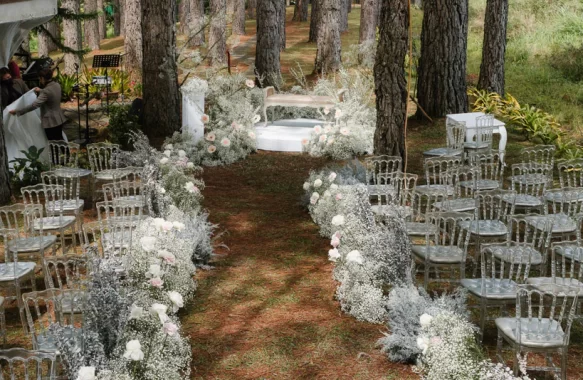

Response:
(3, 90), (49, 168)
(181, 93), (205, 144)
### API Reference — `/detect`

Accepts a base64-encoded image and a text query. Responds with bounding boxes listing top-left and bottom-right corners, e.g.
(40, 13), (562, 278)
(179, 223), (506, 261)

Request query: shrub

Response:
(107, 104), (141, 150)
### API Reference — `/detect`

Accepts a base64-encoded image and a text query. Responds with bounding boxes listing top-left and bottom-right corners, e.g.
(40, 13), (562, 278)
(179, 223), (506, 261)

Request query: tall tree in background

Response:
(84, 0), (101, 50)
(314, 0), (341, 74)
(179, 0), (190, 34)
(114, 0), (122, 36)
(209, 0), (227, 66)
(374, 0), (408, 158)
(38, 20), (60, 57)
(187, 0), (206, 47)
(233, 0), (246, 35)
(292, 0), (309, 21)
(227, 0), (235, 14)
(255, 0), (281, 87)
(124, 0), (142, 80)
(359, 0), (378, 43)
(416, 0), (468, 117)
(478, 0), (508, 95)
(277, 0), (286, 50)
(142, 0), (180, 141)
(339, 0), (348, 32)
(247, 0), (257, 19)
(97, 0), (106, 39)
(347, 0), (352, 13)
(62, 0), (82, 75)
(309, 0), (321, 42)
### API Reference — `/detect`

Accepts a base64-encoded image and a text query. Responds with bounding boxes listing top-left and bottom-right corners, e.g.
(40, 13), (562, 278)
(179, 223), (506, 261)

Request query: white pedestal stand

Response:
(180, 78), (207, 144)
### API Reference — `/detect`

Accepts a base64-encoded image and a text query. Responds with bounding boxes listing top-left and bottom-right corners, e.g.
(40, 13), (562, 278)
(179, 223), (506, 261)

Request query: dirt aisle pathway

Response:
(181, 152), (414, 379)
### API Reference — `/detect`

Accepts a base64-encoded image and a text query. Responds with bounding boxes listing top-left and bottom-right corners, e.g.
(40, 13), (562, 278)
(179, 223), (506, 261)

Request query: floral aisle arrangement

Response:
(50, 132), (216, 380)
(303, 164), (412, 323)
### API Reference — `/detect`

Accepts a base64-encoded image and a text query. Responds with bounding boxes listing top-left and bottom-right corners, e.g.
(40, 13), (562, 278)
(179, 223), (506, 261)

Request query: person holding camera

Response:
(9, 68), (67, 141)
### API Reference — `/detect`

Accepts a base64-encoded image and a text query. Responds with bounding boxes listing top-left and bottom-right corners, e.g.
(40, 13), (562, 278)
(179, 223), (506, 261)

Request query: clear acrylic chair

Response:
(411, 211), (474, 287)
(87, 142), (121, 203)
(23, 288), (86, 352)
(461, 244), (531, 339)
(535, 188), (583, 241)
(434, 166), (480, 213)
(464, 114), (495, 154)
(415, 156), (462, 196)
(41, 169), (84, 231)
(21, 184), (78, 254)
(495, 284), (579, 379)
(423, 120), (466, 157)
(47, 140), (79, 169)
(406, 188), (447, 237)
(0, 348), (59, 379)
(509, 145), (556, 186)
(365, 155), (402, 197)
(370, 172), (417, 221)
(43, 254), (90, 291)
(96, 200), (142, 257)
(81, 220), (104, 255)
(462, 151), (504, 192)
(485, 214), (553, 276)
(557, 159), (583, 189)
(507, 163), (551, 214)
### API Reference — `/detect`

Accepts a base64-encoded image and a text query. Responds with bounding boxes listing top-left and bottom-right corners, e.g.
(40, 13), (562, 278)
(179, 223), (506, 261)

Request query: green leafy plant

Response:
(107, 104), (141, 150)
(55, 73), (78, 102)
(9, 146), (49, 190)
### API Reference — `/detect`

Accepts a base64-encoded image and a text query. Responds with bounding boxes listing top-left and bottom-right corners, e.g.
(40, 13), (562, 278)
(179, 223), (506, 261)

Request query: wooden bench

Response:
(262, 86), (347, 126)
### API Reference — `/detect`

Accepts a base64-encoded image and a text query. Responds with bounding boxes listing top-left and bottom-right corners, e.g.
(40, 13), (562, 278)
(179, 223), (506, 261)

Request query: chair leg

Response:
(263, 105), (268, 127)
(496, 328), (504, 362)
(561, 348), (568, 380)
(479, 300), (487, 341)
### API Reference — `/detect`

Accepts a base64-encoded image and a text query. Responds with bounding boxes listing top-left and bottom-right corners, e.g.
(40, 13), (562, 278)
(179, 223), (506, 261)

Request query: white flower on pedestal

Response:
(123, 340), (144, 361)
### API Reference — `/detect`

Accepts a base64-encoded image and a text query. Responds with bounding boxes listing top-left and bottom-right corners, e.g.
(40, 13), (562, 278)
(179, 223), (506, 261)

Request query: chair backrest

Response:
(548, 188), (583, 216)
(96, 200), (141, 256)
(87, 142), (120, 173)
(41, 170), (81, 202)
(472, 115), (495, 148)
(393, 172), (418, 208)
(506, 214), (553, 253)
(424, 212), (473, 259)
(515, 284), (579, 347)
(0, 204), (43, 238)
(22, 184), (66, 219)
(521, 145), (556, 168)
(551, 240), (583, 283)
(48, 140), (79, 169)
(43, 254), (90, 290)
(446, 166), (480, 199)
(558, 159), (583, 189)
(411, 188), (448, 221)
(0, 348), (59, 379)
(510, 163), (551, 197)
(475, 189), (516, 222)
(481, 242), (531, 291)
(81, 220), (104, 256)
(112, 166), (143, 183)
(445, 121), (466, 153)
(424, 156), (462, 186)
(365, 155), (402, 185)
(468, 151), (504, 182)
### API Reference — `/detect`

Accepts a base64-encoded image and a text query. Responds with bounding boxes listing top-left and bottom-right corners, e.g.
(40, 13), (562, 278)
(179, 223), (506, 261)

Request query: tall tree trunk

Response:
(187, 0), (206, 47)
(308, 0), (321, 42)
(255, 0), (281, 87)
(84, 0), (101, 50)
(359, 0), (377, 43)
(114, 0), (122, 36)
(38, 20), (60, 57)
(339, 0), (348, 32)
(314, 0), (341, 74)
(233, 0), (246, 35)
(209, 0), (227, 66)
(276, 0), (286, 50)
(292, 0), (309, 21)
(374, 0), (408, 158)
(478, 0), (508, 95)
(142, 0), (180, 140)
(179, 0), (190, 34)
(0, 91), (12, 205)
(247, 0), (257, 19)
(97, 0), (106, 39)
(119, 0), (126, 35)
(124, 0), (142, 81)
(62, 0), (82, 75)
(347, 0), (352, 12)
(416, 0), (468, 117)
(227, 0), (235, 14)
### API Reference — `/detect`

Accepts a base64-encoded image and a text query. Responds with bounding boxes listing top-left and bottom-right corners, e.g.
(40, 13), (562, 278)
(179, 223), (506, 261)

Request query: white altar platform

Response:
(255, 118), (322, 152)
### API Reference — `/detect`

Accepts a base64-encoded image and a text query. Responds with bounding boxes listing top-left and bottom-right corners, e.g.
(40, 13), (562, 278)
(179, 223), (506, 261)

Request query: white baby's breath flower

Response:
(328, 248), (341, 262)
(331, 215), (345, 226)
(184, 181), (199, 193)
(346, 250), (363, 264)
(123, 340), (144, 361)
(168, 291), (184, 312)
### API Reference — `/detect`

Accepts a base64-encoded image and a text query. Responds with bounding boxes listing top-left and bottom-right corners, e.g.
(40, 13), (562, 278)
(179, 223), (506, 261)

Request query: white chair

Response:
(365, 155), (402, 198)
(534, 188), (583, 241)
(464, 114), (494, 154)
(87, 142), (121, 203)
(370, 172), (417, 221)
(508, 145), (555, 187)
(406, 188), (447, 237)
(495, 284), (579, 379)
(461, 151), (504, 192)
(423, 120), (466, 157)
(434, 166), (479, 213)
(0, 348), (59, 379)
(558, 159), (583, 189)
(507, 163), (551, 214)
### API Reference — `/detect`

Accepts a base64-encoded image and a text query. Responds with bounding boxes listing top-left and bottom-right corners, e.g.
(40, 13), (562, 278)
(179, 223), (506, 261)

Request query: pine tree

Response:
(309, 0), (321, 42)
(124, 0), (142, 80)
(62, 0), (82, 75)
(233, 0), (246, 35)
(314, 0), (341, 74)
(478, 0), (508, 95)
(208, 0), (227, 66)
(84, 0), (101, 50)
(255, 0), (281, 87)
(359, 0), (378, 44)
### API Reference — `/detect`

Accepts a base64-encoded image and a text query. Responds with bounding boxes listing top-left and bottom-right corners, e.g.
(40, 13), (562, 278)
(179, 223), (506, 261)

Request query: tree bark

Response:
(308, 0), (321, 42)
(255, 0), (281, 87)
(227, 0), (235, 14)
(0, 91), (12, 205)
(187, 0), (206, 47)
(478, 0), (508, 95)
(247, 0), (257, 19)
(277, 0), (286, 50)
(359, 0), (377, 43)
(374, 0), (408, 158)
(179, 0), (190, 34)
(142, 0), (181, 140)
(114, 0), (122, 36)
(314, 0), (341, 74)
(416, 0), (468, 117)
(233, 0), (246, 35)
(120, 0), (126, 35)
(97, 0), (106, 39)
(38, 20), (60, 57)
(124, 0), (142, 81)
(62, 0), (82, 75)
(292, 0), (309, 21)
(84, 0), (101, 50)
(208, 0), (227, 66)
(347, 0), (352, 12)
(339, 0), (348, 32)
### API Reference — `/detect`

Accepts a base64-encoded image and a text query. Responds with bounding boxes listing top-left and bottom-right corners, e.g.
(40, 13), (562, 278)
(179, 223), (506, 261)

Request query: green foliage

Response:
(55, 67), (134, 103)
(55, 72), (78, 101)
(9, 146), (48, 190)
(107, 105), (140, 150)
